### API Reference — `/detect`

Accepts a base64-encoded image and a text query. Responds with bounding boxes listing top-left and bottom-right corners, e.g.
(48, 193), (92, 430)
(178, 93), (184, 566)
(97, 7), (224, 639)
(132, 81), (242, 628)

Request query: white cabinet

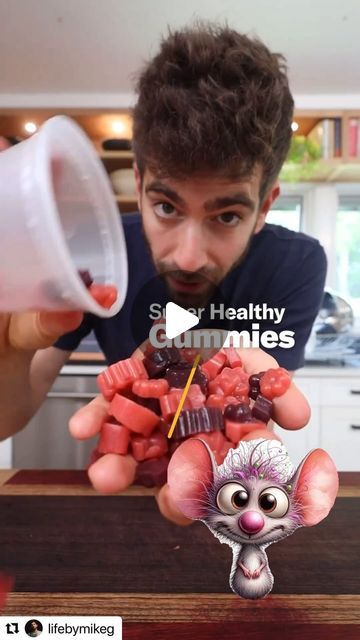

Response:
(320, 407), (360, 471)
(0, 437), (12, 468)
(279, 369), (360, 471)
(12, 374), (99, 469)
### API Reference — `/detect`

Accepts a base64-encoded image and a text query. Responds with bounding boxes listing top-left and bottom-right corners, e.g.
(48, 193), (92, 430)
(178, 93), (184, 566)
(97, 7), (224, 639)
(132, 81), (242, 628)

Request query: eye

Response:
(216, 482), (249, 514)
(153, 202), (178, 219)
(216, 212), (242, 227)
(258, 487), (289, 518)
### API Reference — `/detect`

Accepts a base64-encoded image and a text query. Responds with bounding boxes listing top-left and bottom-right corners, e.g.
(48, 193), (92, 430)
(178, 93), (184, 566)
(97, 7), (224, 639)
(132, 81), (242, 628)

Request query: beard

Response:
(141, 218), (256, 308)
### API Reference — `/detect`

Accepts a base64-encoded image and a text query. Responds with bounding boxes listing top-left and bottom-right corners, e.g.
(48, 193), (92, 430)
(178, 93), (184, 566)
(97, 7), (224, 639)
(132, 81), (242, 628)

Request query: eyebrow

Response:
(145, 181), (256, 214)
(145, 181), (186, 207)
(204, 194), (256, 213)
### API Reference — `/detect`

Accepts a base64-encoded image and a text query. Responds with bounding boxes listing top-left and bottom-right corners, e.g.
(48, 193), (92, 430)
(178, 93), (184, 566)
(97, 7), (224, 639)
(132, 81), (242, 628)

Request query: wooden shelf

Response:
(99, 150), (133, 160)
(115, 195), (137, 203)
(281, 110), (360, 182)
(1, 108), (360, 184)
(114, 194), (138, 214)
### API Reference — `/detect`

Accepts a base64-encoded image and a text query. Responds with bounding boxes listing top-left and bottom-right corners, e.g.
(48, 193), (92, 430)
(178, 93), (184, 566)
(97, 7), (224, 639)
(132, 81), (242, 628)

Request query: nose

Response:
(171, 222), (208, 272)
(238, 511), (265, 535)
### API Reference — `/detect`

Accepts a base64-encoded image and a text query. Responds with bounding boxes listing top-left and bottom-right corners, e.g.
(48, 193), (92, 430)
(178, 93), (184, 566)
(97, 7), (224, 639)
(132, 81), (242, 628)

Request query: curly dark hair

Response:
(132, 22), (294, 201)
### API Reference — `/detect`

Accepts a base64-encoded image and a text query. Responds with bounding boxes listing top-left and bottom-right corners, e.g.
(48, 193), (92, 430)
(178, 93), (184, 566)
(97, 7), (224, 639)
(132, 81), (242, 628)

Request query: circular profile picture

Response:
(25, 619), (43, 637)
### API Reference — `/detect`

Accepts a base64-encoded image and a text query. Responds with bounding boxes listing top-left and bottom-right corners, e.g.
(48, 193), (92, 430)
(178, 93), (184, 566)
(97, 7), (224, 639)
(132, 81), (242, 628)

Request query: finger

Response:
(88, 453), (137, 494)
(0, 137), (10, 151)
(241, 428), (282, 443)
(225, 347), (278, 374)
(272, 385), (310, 430)
(69, 395), (109, 440)
(230, 348), (310, 430)
(8, 311), (83, 350)
(154, 483), (194, 526)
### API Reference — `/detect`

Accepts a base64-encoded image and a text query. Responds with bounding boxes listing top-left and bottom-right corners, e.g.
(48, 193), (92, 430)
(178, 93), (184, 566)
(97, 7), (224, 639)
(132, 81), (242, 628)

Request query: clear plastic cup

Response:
(0, 115), (128, 318)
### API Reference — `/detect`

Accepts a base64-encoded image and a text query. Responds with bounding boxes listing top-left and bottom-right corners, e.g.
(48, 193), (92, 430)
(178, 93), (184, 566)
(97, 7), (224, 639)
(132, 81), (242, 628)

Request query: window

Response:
(267, 196), (302, 232)
(336, 197), (360, 319)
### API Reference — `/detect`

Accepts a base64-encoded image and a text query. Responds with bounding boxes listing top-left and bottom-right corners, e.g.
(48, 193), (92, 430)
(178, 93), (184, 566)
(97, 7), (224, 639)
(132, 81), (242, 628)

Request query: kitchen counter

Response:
(0, 470), (359, 639)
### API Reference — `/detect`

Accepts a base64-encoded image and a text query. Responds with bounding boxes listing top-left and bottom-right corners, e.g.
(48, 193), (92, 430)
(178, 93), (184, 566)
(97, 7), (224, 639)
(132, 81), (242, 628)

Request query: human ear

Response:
(254, 182), (281, 234)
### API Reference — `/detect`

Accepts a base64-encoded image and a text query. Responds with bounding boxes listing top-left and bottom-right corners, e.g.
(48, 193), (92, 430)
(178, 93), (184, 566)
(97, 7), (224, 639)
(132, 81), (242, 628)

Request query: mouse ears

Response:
(167, 438), (217, 519)
(291, 449), (339, 526)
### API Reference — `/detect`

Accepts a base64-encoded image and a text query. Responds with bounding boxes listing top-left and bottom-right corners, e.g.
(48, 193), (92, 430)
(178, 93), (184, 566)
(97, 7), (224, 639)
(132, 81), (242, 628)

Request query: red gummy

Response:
(186, 384), (206, 409)
(227, 394), (250, 406)
(197, 430), (226, 451)
(201, 351), (227, 380)
(132, 378), (169, 398)
(159, 390), (191, 419)
(225, 347), (243, 368)
(89, 283), (118, 309)
(134, 455), (169, 488)
(208, 381), (225, 395)
(109, 394), (159, 436)
(206, 394), (225, 410)
(97, 357), (148, 400)
(98, 422), (130, 455)
(193, 431), (232, 465)
(259, 367), (291, 400)
(131, 430), (168, 462)
(211, 367), (249, 397)
(225, 420), (266, 444)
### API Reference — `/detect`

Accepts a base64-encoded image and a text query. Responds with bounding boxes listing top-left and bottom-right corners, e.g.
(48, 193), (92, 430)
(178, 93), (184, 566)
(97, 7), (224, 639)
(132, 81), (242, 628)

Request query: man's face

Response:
(31, 623), (37, 630)
(136, 165), (279, 307)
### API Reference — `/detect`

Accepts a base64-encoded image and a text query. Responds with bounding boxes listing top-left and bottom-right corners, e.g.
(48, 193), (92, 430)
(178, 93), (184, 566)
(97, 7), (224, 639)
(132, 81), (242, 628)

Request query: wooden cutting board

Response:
(0, 471), (359, 639)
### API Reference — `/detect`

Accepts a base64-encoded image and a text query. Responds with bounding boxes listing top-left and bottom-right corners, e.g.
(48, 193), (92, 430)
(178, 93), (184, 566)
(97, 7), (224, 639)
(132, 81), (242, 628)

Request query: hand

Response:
(0, 311), (84, 355)
(0, 137), (84, 355)
(239, 562), (252, 579)
(69, 347), (310, 527)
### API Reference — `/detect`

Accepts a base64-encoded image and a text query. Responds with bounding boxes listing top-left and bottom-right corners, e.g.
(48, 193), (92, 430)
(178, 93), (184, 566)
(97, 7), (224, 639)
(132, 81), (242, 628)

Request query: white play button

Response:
(165, 302), (199, 339)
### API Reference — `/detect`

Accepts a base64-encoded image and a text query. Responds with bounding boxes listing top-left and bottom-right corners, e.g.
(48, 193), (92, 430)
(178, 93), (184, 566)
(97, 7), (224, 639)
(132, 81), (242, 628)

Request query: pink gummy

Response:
(131, 430), (168, 462)
(132, 378), (169, 398)
(109, 394), (159, 436)
(225, 419), (266, 444)
(201, 351), (227, 380)
(97, 357), (148, 400)
(98, 422), (130, 455)
(160, 391), (191, 419)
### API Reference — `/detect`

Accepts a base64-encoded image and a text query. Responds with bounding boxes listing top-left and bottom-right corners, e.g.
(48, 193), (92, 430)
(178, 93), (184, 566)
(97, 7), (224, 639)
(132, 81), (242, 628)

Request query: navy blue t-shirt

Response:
(55, 213), (327, 370)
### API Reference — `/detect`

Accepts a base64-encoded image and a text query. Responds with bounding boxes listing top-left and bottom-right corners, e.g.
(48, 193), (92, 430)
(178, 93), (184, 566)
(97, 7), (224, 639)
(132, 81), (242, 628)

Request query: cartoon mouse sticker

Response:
(168, 437), (338, 599)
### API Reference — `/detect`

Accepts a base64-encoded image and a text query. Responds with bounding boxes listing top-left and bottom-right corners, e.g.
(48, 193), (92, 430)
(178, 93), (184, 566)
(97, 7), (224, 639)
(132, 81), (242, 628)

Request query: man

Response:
(27, 620), (42, 637)
(0, 23), (323, 524)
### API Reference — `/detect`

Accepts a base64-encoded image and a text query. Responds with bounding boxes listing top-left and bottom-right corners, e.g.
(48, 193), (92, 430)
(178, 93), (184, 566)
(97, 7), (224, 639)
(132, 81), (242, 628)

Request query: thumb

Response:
(154, 483), (193, 526)
(7, 310), (83, 350)
(0, 137), (11, 151)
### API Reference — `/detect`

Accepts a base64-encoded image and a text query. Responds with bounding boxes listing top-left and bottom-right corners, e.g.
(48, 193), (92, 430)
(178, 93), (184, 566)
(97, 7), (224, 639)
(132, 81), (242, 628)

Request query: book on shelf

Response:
(334, 118), (342, 157)
(348, 118), (359, 158)
(307, 118), (342, 159)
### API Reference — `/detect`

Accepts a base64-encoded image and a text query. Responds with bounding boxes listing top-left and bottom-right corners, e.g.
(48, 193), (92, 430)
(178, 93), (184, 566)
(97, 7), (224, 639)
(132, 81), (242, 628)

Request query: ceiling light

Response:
(24, 121), (37, 134)
(111, 121), (124, 135)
